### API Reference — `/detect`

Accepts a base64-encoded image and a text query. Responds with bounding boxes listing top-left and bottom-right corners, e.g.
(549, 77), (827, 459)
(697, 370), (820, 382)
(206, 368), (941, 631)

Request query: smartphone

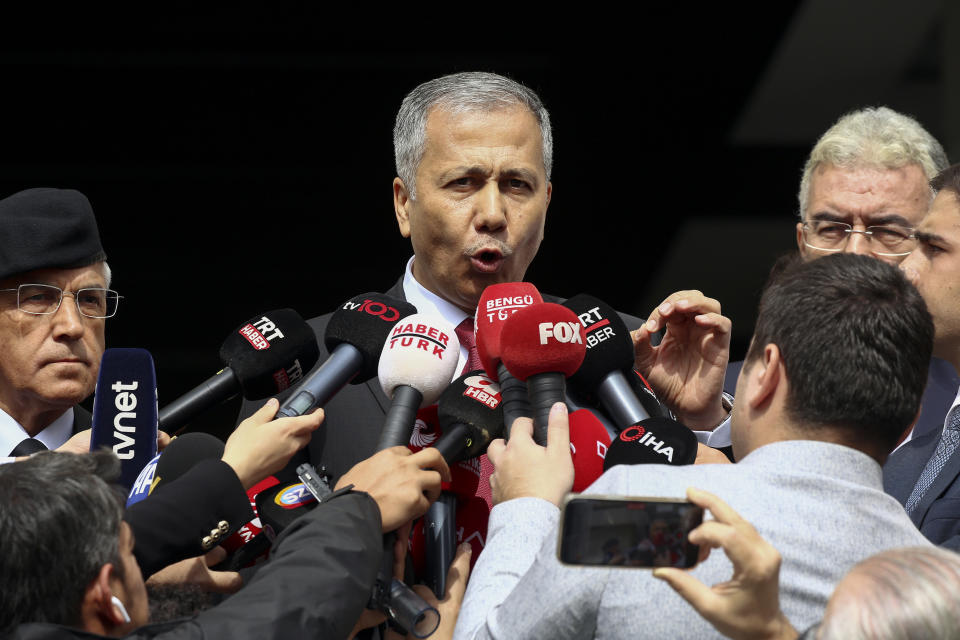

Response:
(557, 495), (704, 569)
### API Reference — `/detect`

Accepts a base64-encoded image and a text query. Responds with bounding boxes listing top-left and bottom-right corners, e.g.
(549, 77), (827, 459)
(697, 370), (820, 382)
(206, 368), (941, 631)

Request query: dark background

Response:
(1, 3), (954, 435)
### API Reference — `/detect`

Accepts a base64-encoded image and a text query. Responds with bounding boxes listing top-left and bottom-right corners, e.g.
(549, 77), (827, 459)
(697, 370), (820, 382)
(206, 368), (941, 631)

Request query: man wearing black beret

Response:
(0, 187), (116, 457)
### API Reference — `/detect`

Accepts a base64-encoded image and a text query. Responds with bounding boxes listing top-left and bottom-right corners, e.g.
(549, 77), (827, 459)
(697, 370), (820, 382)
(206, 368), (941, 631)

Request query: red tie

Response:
(455, 317), (483, 374)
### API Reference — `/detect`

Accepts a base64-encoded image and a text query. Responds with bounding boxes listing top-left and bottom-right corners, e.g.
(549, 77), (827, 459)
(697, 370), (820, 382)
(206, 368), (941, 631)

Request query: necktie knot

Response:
(455, 317), (483, 374)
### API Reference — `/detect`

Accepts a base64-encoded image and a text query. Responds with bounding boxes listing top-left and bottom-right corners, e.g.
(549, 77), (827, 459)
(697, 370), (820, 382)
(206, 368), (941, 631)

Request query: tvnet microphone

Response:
(563, 294), (652, 430)
(375, 314), (460, 450)
(500, 303), (586, 446)
(475, 283), (543, 439)
(276, 294), (416, 419)
(568, 409), (613, 492)
(602, 416), (698, 471)
(159, 309), (320, 432)
(91, 348), (159, 490)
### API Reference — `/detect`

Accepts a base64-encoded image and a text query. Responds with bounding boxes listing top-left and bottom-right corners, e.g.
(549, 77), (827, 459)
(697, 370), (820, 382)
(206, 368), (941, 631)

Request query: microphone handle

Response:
(597, 370), (651, 431)
(528, 372), (566, 446)
(158, 368), (239, 432)
(276, 343), (364, 418)
(434, 422), (472, 464)
(424, 492), (457, 598)
(497, 362), (530, 441)
(377, 385), (424, 451)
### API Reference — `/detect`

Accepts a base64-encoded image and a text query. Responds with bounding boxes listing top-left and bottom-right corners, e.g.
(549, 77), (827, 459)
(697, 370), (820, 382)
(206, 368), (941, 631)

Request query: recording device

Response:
(158, 309), (320, 432)
(423, 492), (457, 598)
(500, 303), (586, 445)
(91, 348), (159, 490)
(602, 417), (699, 470)
(475, 282), (543, 437)
(276, 293), (416, 419)
(558, 495), (703, 569)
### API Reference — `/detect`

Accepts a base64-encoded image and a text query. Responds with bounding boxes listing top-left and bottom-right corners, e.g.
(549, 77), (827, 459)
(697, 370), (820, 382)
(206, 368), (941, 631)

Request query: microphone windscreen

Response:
(378, 313), (460, 405)
(602, 417), (698, 471)
(324, 293), (417, 383)
(569, 409), (612, 492)
(221, 475), (280, 559)
(499, 303), (586, 381)
(475, 283), (543, 380)
(151, 432), (226, 493)
(627, 370), (672, 419)
(437, 370), (505, 461)
(563, 294), (636, 391)
(91, 348), (159, 490)
(255, 480), (318, 536)
(219, 308), (321, 399)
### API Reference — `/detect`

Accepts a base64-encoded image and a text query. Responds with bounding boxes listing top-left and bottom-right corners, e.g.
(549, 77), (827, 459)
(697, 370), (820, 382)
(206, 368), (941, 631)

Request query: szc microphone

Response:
(158, 309), (320, 432)
(277, 293), (416, 419)
(602, 416), (698, 471)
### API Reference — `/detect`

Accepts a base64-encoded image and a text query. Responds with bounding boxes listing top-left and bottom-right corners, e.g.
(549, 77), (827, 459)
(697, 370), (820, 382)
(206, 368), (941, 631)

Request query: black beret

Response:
(0, 188), (107, 282)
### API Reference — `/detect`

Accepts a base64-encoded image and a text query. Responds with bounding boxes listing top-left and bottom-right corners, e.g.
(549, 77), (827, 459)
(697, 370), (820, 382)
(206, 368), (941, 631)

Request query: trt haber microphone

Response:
(568, 409), (612, 492)
(434, 370), (505, 464)
(376, 313), (460, 450)
(475, 282), (543, 439)
(91, 348), (159, 490)
(602, 416), (698, 471)
(159, 309), (320, 432)
(500, 303), (586, 446)
(563, 294), (652, 430)
(277, 293), (416, 419)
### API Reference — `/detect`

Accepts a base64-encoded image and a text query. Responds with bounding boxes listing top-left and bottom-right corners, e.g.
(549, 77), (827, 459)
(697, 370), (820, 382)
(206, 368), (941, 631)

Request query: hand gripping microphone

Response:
(276, 294), (416, 419)
(602, 416), (698, 471)
(500, 303), (586, 446)
(91, 348), (159, 490)
(562, 294), (654, 430)
(475, 283), (543, 439)
(159, 309), (320, 431)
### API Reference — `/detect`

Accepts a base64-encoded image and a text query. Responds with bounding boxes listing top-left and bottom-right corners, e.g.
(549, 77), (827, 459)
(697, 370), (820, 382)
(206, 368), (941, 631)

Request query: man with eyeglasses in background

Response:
(0, 187), (121, 458)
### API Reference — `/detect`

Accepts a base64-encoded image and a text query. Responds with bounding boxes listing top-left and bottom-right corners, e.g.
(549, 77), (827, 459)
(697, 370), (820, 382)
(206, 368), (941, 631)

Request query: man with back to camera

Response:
(454, 253), (934, 639)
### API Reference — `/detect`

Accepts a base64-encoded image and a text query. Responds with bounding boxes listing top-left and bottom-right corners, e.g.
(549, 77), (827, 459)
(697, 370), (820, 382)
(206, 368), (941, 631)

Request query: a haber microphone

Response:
(500, 303), (586, 446)
(159, 309), (320, 432)
(602, 416), (698, 471)
(475, 283), (543, 438)
(91, 348), (159, 490)
(568, 409), (613, 492)
(375, 313), (460, 450)
(563, 294), (652, 430)
(149, 432), (226, 493)
(276, 293), (416, 419)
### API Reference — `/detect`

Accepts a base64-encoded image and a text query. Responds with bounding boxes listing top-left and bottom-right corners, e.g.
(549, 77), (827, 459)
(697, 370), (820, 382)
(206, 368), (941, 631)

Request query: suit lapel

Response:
(911, 441), (960, 527)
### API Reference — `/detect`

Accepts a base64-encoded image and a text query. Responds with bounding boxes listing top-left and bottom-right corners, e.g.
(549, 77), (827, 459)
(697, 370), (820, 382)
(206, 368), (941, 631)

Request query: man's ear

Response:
(545, 181), (552, 209)
(88, 563), (128, 628)
(393, 177), (412, 239)
(745, 344), (783, 410)
(796, 221), (808, 258)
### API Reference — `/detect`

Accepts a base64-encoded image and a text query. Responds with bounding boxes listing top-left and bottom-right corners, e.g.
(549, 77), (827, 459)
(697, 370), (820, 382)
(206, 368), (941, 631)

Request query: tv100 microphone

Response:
(91, 348), (159, 490)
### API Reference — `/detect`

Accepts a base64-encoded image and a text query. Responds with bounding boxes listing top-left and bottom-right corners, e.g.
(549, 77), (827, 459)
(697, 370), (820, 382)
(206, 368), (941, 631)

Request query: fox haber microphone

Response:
(602, 416), (698, 471)
(500, 303), (586, 445)
(475, 282), (543, 438)
(563, 294), (652, 430)
(158, 309), (320, 432)
(91, 348), (159, 490)
(276, 293), (416, 419)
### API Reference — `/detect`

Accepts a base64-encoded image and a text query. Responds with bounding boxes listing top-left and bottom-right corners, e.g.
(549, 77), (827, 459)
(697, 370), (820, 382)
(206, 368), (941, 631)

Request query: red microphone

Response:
(500, 303), (586, 445)
(568, 409), (612, 492)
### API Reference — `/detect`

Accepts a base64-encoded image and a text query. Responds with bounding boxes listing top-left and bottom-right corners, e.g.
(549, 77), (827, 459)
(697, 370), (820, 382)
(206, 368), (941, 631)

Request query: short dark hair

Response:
(0, 451), (125, 633)
(931, 163), (960, 198)
(745, 253), (933, 453)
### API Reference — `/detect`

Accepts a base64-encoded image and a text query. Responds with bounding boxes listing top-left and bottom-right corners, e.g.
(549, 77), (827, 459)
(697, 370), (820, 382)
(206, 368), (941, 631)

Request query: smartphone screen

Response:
(558, 496), (704, 569)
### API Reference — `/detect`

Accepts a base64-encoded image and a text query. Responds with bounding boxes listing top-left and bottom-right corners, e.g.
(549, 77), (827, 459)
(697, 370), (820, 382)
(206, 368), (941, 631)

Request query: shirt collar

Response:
(402, 256), (470, 374)
(0, 406), (74, 455)
(738, 439), (884, 488)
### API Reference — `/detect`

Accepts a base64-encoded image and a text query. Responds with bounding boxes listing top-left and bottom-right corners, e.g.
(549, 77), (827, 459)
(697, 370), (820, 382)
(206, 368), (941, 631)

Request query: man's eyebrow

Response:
(809, 212), (850, 223)
(808, 211), (915, 227)
(914, 230), (948, 246)
(501, 168), (540, 185)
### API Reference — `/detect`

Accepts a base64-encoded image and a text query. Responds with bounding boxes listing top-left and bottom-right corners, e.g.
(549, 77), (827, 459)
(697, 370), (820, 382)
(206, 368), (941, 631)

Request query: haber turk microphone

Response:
(159, 309), (320, 432)
(475, 282), (543, 438)
(500, 303), (586, 446)
(602, 416), (698, 470)
(277, 293), (416, 419)
(91, 348), (159, 490)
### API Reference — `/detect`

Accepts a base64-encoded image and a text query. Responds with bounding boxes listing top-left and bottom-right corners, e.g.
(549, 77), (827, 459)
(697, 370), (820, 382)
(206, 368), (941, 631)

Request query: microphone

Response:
(434, 370), (505, 464)
(159, 309), (320, 432)
(602, 416), (698, 471)
(563, 294), (653, 430)
(500, 303), (586, 445)
(568, 409), (613, 492)
(91, 348), (159, 490)
(126, 432), (225, 506)
(475, 282), (543, 439)
(277, 293), (416, 419)
(375, 313), (460, 450)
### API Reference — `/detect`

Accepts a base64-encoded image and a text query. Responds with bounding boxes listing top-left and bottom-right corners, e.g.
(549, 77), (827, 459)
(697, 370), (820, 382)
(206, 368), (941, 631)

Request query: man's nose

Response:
(473, 181), (508, 231)
(844, 229), (872, 256)
(51, 293), (86, 339)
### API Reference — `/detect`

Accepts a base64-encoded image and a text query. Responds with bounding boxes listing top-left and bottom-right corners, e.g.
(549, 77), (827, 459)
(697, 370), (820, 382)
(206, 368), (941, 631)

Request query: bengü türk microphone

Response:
(475, 282), (543, 439)
(91, 348), (159, 490)
(499, 303), (586, 446)
(277, 293), (416, 419)
(159, 309), (320, 431)
(375, 313), (460, 450)
(126, 431), (225, 506)
(569, 409), (613, 492)
(602, 416), (698, 471)
(434, 370), (505, 464)
(563, 294), (652, 430)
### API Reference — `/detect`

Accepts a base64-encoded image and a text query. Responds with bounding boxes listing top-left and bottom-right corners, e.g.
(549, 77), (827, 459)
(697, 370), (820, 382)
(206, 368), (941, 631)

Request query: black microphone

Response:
(159, 309), (320, 432)
(602, 417), (698, 471)
(276, 294), (416, 419)
(150, 432), (226, 492)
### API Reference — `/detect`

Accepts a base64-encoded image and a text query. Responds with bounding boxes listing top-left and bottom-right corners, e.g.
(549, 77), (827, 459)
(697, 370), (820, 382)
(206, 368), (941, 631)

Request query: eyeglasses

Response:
(802, 220), (917, 257)
(0, 284), (121, 318)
